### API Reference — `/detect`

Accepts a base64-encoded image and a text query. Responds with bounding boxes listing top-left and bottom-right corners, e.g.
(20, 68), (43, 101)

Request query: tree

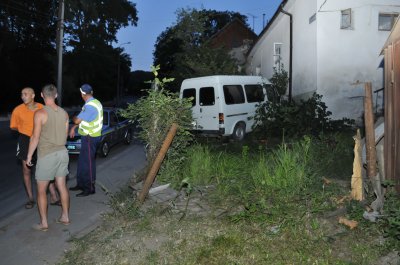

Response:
(62, 0), (138, 104)
(0, 0), (58, 111)
(0, 0), (138, 111)
(153, 8), (248, 91)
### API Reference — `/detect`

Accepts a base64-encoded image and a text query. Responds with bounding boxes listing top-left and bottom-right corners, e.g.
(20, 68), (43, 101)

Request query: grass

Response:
(58, 132), (398, 265)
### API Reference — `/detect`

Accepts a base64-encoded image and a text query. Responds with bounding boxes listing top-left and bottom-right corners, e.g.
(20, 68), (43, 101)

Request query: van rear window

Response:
(244, 84), (264, 102)
(182, 88), (196, 107)
(200, 87), (215, 106)
(223, 85), (245, 105)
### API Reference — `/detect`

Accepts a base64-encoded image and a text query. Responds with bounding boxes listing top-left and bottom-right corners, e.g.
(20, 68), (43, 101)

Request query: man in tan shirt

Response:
(27, 84), (70, 231)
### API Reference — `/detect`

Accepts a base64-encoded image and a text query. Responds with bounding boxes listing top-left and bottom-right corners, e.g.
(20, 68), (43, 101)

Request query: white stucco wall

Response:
(246, 8), (291, 78)
(316, 0), (400, 121)
(246, 0), (400, 121)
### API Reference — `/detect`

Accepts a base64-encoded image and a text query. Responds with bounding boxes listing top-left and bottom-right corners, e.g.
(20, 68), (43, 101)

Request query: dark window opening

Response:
(182, 88), (196, 107)
(245, 84), (264, 103)
(200, 87), (215, 106)
(223, 85), (245, 105)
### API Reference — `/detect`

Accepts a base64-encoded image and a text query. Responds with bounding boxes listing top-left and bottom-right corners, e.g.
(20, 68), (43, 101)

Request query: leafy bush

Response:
(381, 184), (400, 247)
(120, 65), (193, 167)
(268, 64), (289, 102)
(252, 93), (354, 139)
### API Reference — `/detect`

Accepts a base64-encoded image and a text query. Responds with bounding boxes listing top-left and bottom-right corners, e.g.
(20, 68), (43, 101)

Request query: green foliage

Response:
(252, 93), (354, 139)
(268, 64), (289, 101)
(381, 184), (400, 245)
(1, 0), (138, 109)
(251, 137), (313, 198)
(120, 65), (193, 165)
(153, 8), (245, 90)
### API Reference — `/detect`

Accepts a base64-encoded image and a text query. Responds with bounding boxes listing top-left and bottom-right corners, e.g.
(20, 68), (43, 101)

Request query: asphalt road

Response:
(0, 120), (145, 222)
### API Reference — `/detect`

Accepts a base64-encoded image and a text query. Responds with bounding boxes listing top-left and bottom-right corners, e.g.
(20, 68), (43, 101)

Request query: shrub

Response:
(252, 93), (354, 139)
(120, 65), (193, 171)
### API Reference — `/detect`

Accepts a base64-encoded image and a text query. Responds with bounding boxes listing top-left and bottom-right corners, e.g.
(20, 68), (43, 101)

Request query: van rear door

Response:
(197, 86), (219, 133)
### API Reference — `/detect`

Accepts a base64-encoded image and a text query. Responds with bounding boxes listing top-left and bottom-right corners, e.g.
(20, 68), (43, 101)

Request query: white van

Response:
(180, 75), (270, 140)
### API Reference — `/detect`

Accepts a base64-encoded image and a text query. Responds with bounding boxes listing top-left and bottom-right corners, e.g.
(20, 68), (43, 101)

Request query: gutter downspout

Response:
(280, 8), (293, 102)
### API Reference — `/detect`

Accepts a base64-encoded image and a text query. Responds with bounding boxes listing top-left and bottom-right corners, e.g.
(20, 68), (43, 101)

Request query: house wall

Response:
(246, 9), (291, 78)
(316, 0), (400, 121)
(245, 0), (317, 92)
(246, 0), (400, 121)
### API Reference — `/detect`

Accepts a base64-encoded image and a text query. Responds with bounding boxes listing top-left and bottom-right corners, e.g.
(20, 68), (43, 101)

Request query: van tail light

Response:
(219, 113), (224, 124)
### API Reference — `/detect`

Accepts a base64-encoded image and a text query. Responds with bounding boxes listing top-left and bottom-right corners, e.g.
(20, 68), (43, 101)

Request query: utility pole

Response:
(116, 42), (131, 107)
(56, 0), (64, 106)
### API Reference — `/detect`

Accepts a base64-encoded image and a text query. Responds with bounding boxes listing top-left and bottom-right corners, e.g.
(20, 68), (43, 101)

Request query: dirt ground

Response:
(58, 180), (400, 265)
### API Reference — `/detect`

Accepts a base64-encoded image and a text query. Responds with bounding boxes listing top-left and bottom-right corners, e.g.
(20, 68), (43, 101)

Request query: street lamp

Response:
(116, 41), (131, 106)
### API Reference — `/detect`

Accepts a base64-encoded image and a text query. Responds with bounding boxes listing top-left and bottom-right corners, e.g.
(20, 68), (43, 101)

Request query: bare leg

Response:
(49, 182), (59, 203)
(36, 180), (50, 229)
(22, 160), (34, 201)
(55, 176), (70, 223)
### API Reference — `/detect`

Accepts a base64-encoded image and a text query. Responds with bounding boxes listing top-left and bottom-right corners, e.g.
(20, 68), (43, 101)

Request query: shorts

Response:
(35, 149), (69, 181)
(16, 133), (36, 162)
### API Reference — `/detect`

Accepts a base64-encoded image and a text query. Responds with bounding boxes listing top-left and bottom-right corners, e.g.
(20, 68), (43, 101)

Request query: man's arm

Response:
(65, 112), (69, 138)
(26, 110), (45, 166)
(9, 109), (18, 131)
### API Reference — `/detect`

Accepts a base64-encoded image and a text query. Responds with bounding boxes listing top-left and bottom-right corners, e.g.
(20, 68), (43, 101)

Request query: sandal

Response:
(32, 223), (48, 232)
(25, 200), (35, 209)
(56, 219), (71, 226)
(50, 200), (62, 206)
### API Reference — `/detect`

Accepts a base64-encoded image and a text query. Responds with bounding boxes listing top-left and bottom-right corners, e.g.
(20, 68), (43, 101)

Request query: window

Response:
(273, 43), (282, 70)
(103, 112), (109, 126)
(223, 85), (245, 105)
(379, 13), (399, 31)
(199, 87), (215, 106)
(110, 112), (118, 126)
(309, 13), (316, 24)
(182, 88), (196, 107)
(244, 84), (264, 103)
(341, 9), (352, 29)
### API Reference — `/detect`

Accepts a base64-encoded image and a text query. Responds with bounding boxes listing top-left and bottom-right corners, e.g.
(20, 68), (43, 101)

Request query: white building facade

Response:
(245, 0), (400, 121)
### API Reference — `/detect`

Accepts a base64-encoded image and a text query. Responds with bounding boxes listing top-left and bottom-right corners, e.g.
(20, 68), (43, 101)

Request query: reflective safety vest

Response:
(78, 99), (103, 137)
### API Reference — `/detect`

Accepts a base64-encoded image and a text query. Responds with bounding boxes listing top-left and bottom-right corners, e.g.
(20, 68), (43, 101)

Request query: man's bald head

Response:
(21, 87), (35, 105)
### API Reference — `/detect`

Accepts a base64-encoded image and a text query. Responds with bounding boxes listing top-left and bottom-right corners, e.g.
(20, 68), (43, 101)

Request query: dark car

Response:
(66, 108), (133, 157)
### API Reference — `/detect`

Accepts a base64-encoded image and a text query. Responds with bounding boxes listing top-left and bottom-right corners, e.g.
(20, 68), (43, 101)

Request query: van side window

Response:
(244, 84), (264, 102)
(182, 88), (196, 107)
(223, 85), (245, 105)
(199, 87), (215, 106)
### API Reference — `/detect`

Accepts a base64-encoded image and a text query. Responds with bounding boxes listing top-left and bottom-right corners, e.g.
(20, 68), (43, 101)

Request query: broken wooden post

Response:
(138, 123), (178, 203)
(364, 82), (377, 179)
(351, 129), (363, 201)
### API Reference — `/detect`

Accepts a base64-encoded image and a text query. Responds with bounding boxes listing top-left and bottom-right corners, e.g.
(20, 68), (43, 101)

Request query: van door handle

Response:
(200, 108), (202, 113)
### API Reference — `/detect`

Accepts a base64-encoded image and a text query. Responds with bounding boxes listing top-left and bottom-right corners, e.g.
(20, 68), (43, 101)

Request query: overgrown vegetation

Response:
(60, 70), (398, 264)
(253, 93), (355, 139)
(120, 65), (193, 164)
(59, 131), (398, 264)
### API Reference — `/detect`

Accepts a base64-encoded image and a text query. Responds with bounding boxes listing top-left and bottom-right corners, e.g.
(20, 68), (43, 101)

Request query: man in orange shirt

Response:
(10, 87), (60, 209)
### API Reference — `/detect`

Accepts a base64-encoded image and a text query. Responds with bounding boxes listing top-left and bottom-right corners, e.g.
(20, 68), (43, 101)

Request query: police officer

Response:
(69, 84), (103, 197)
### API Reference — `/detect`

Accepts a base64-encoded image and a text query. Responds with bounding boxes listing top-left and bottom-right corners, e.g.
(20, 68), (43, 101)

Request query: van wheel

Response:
(232, 123), (246, 141)
(124, 130), (132, 145)
(100, 141), (110, 157)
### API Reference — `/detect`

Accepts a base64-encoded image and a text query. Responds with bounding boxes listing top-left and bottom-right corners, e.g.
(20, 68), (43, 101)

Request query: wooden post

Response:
(138, 123), (178, 203)
(351, 129), (363, 200)
(364, 82), (377, 178)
